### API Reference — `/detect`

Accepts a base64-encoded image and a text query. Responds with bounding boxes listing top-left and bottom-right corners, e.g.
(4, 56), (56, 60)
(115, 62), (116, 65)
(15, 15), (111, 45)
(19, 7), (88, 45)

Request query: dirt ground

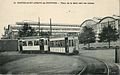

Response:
(0, 47), (119, 74)
(79, 49), (115, 62)
(0, 52), (84, 74)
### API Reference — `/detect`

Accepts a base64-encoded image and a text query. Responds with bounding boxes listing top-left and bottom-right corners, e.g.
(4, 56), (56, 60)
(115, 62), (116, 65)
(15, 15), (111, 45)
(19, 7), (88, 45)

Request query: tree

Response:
(79, 26), (96, 48)
(18, 23), (36, 37)
(98, 23), (119, 48)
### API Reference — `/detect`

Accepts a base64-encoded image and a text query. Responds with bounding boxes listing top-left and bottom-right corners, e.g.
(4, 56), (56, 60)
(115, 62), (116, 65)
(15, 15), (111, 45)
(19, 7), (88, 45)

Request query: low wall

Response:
(0, 39), (18, 51)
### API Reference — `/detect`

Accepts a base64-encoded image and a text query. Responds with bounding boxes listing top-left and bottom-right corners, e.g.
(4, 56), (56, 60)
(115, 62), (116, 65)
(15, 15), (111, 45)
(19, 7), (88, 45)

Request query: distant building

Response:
(2, 21), (80, 39)
(80, 15), (120, 41)
(2, 15), (120, 40)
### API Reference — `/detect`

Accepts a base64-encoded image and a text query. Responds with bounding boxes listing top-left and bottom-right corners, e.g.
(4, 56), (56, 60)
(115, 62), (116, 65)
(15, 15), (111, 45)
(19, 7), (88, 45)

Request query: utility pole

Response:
(47, 18), (52, 52)
(38, 17), (40, 36)
(50, 18), (52, 36)
(115, 46), (119, 63)
(48, 18), (52, 52)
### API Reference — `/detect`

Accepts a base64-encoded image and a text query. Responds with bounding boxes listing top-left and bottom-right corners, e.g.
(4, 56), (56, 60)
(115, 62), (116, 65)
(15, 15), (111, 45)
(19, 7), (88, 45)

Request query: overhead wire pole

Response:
(48, 18), (52, 52)
(38, 17), (40, 36)
(50, 18), (52, 36)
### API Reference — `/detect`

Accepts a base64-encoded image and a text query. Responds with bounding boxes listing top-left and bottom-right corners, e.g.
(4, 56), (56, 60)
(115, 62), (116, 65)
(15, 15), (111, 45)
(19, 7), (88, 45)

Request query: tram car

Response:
(18, 36), (79, 55)
(49, 37), (79, 54)
(18, 37), (48, 53)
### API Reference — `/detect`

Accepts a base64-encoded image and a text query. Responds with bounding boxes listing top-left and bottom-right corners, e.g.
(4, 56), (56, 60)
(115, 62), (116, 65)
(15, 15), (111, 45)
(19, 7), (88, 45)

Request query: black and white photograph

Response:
(0, 0), (120, 75)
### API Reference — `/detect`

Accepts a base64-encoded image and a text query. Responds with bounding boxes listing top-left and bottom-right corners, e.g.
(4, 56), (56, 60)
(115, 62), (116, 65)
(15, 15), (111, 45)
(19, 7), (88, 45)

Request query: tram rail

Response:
(73, 55), (119, 75)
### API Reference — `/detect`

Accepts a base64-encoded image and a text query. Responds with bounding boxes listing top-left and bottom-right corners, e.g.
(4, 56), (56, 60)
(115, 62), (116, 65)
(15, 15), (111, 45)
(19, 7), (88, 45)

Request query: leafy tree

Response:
(18, 23), (36, 37)
(98, 24), (119, 48)
(37, 28), (50, 37)
(40, 31), (50, 37)
(79, 26), (96, 48)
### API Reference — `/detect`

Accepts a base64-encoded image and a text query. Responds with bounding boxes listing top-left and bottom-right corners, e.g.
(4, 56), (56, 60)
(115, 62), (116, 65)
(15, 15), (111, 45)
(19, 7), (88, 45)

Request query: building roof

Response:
(80, 15), (120, 27)
(16, 21), (80, 27)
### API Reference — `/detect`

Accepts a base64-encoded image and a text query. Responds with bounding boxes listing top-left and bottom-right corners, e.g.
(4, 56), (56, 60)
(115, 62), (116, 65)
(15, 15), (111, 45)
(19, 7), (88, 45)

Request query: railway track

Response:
(73, 55), (119, 75)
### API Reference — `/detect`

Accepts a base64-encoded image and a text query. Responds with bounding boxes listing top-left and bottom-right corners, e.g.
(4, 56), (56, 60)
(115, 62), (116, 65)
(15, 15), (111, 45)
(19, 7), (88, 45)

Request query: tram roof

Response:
(50, 36), (78, 41)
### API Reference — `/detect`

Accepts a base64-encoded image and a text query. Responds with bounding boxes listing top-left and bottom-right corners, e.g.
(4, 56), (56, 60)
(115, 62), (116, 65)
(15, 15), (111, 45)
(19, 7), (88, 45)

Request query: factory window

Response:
(44, 40), (48, 45)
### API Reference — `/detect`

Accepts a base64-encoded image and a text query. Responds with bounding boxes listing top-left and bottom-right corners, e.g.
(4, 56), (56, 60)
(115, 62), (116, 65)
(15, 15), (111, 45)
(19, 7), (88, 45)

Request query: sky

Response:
(0, 0), (119, 37)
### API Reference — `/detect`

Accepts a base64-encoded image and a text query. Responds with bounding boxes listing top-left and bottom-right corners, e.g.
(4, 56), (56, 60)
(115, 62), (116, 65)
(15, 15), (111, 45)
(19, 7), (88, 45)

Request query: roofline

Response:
(98, 16), (118, 23)
(80, 16), (120, 27)
(80, 19), (98, 27)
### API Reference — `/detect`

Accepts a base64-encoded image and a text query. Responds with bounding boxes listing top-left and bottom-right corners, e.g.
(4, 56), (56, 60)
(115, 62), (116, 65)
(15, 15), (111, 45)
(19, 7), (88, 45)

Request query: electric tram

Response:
(49, 37), (79, 54)
(18, 37), (48, 53)
(18, 36), (79, 55)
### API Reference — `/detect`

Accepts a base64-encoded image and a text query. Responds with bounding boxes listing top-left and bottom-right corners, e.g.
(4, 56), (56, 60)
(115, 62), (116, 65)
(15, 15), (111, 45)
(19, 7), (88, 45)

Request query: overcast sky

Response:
(0, 0), (119, 37)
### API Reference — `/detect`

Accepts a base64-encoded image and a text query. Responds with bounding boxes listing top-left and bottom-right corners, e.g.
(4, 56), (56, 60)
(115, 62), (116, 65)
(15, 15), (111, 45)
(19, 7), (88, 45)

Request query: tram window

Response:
(59, 41), (61, 47)
(57, 41), (59, 47)
(52, 41), (54, 47)
(55, 41), (58, 47)
(50, 41), (53, 47)
(50, 40), (66, 47)
(45, 40), (48, 45)
(59, 40), (64, 47)
(22, 41), (27, 46)
(34, 40), (39, 46)
(44, 40), (46, 45)
(72, 40), (74, 46)
(50, 41), (55, 47)
(58, 41), (61, 47)
(40, 39), (44, 45)
(60, 40), (65, 47)
(28, 41), (33, 46)
(59, 40), (62, 47)
(63, 40), (65, 47)
(51, 41), (54, 47)
(63, 41), (65, 47)
(69, 40), (71, 46)
(68, 40), (74, 47)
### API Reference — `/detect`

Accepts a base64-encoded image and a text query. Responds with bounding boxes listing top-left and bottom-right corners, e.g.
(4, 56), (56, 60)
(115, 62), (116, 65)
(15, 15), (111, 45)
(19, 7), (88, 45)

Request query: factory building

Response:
(2, 21), (80, 39)
(1, 15), (120, 40)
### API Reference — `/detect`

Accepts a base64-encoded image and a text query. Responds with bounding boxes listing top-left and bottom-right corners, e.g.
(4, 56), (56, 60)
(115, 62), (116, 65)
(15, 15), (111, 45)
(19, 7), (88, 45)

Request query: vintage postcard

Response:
(0, 0), (120, 75)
